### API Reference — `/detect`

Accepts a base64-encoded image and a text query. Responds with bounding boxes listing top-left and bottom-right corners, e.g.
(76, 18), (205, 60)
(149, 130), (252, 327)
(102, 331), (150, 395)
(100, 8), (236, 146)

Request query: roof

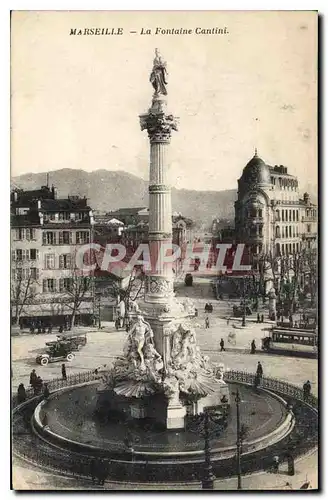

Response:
(41, 198), (90, 211)
(241, 150), (271, 185)
(107, 207), (148, 216)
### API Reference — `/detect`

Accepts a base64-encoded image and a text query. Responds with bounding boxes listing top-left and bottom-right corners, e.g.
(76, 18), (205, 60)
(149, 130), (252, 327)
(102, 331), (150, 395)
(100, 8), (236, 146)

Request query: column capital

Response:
(140, 111), (178, 143)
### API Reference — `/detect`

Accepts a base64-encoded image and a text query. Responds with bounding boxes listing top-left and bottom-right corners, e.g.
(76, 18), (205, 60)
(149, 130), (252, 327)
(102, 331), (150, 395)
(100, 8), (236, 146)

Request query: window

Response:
(282, 211), (285, 222)
(258, 209), (263, 218)
(25, 228), (36, 240)
(30, 267), (39, 280)
(15, 249), (28, 261)
(296, 210), (299, 222)
(59, 212), (70, 221)
(76, 231), (90, 244)
(43, 231), (56, 245)
(292, 210), (295, 222)
(289, 226), (292, 238)
(276, 226), (280, 238)
(59, 254), (72, 269)
(59, 278), (72, 292)
(43, 279), (56, 292)
(45, 254), (56, 269)
(48, 213), (57, 221)
(15, 228), (25, 240)
(30, 249), (39, 260)
(59, 231), (72, 245)
(307, 224), (311, 233)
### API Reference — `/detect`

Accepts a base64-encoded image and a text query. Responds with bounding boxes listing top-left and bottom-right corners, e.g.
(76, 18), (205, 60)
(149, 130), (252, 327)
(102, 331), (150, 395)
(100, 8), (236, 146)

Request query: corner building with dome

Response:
(234, 150), (317, 258)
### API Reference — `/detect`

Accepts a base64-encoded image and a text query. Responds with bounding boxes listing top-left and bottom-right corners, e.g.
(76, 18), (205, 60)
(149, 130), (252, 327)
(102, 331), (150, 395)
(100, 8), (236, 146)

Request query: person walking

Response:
(205, 316), (210, 329)
(261, 314), (264, 323)
(61, 363), (67, 381)
(227, 317), (230, 326)
(256, 361), (263, 380)
(35, 376), (43, 395)
(17, 383), (26, 404)
(257, 313), (260, 323)
(251, 340), (256, 354)
(303, 380), (311, 401)
(220, 338), (225, 352)
(29, 369), (37, 389)
(271, 455), (280, 473)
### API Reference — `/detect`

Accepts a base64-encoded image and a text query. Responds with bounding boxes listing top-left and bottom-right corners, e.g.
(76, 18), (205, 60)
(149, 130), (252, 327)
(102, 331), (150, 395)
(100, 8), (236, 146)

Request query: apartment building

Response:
(11, 185), (95, 329)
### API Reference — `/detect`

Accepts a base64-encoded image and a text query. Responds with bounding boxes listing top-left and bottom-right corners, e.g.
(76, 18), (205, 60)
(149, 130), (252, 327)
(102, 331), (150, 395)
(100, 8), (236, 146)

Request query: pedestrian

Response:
(61, 363), (67, 381)
(220, 338), (225, 352)
(35, 376), (43, 395)
(195, 308), (198, 317)
(272, 455), (280, 473)
(227, 317), (230, 326)
(303, 380), (311, 401)
(261, 314), (264, 323)
(29, 369), (37, 389)
(257, 313), (260, 323)
(17, 383), (26, 404)
(251, 340), (256, 354)
(43, 383), (50, 400)
(205, 316), (210, 329)
(256, 361), (263, 379)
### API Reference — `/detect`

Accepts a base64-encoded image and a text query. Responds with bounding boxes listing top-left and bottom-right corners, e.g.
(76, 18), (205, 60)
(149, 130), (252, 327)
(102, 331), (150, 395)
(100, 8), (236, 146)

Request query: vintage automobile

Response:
(36, 342), (75, 366)
(45, 333), (87, 351)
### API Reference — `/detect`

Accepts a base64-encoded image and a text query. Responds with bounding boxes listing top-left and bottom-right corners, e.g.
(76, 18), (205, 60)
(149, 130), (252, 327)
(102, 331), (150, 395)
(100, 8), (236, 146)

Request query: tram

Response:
(261, 327), (318, 358)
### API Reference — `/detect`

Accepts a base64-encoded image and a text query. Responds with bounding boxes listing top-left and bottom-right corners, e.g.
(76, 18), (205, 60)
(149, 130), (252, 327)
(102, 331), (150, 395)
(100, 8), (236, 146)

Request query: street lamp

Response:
(188, 407), (227, 490)
(235, 389), (242, 489)
(233, 389), (248, 490)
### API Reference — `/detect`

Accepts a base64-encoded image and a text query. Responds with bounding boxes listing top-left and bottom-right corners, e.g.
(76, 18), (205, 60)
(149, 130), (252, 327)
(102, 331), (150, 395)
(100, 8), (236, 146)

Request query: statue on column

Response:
(150, 49), (168, 96)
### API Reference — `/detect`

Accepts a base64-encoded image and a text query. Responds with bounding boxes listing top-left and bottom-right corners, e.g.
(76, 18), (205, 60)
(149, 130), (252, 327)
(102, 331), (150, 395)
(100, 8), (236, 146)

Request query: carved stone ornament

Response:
(148, 184), (171, 193)
(146, 276), (173, 295)
(140, 112), (178, 143)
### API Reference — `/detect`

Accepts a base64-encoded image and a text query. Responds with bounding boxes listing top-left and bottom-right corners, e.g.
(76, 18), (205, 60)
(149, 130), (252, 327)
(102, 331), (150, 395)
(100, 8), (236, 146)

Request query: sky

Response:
(11, 11), (317, 192)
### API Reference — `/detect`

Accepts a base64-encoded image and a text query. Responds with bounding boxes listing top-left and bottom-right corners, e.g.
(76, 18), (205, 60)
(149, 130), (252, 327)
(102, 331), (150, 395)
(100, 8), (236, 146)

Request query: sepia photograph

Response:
(10, 10), (318, 491)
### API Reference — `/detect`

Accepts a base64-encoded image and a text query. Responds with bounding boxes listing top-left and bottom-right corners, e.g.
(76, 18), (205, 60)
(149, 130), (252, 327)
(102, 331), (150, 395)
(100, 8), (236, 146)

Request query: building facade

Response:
(234, 150), (317, 258)
(11, 185), (95, 328)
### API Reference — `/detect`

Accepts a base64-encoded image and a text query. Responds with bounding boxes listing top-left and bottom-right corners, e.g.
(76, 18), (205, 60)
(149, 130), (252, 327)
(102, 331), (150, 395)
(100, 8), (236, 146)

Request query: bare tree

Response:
(11, 266), (39, 325)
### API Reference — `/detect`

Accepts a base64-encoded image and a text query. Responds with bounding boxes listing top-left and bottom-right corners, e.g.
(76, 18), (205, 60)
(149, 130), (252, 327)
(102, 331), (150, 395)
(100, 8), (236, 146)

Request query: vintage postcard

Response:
(11, 10), (318, 491)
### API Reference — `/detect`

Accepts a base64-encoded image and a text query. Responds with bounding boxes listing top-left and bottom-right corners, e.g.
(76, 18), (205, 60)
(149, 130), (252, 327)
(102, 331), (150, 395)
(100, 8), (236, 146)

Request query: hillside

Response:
(12, 169), (237, 224)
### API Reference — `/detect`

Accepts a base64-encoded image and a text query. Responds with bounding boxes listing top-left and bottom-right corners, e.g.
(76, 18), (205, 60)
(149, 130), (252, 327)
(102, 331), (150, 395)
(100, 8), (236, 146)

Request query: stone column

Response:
(140, 95), (177, 305)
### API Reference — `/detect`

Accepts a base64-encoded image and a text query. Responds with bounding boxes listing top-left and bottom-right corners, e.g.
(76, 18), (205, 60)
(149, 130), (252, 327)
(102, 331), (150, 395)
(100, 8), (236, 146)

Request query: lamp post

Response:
(235, 389), (242, 490)
(202, 411), (216, 490)
(188, 407), (227, 490)
(233, 389), (249, 490)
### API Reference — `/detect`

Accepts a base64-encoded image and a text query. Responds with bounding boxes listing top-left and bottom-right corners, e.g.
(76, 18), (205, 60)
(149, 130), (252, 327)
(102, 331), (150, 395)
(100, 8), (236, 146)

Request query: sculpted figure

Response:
(150, 48), (168, 96)
(128, 314), (154, 371)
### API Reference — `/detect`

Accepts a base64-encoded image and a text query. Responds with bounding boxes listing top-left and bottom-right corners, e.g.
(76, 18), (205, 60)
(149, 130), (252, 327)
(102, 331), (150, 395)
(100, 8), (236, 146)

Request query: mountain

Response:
(11, 169), (237, 224)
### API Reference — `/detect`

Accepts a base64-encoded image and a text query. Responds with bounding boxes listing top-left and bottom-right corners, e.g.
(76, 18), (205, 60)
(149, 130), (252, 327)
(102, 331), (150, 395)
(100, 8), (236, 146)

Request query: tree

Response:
(11, 265), (39, 325)
(61, 271), (93, 329)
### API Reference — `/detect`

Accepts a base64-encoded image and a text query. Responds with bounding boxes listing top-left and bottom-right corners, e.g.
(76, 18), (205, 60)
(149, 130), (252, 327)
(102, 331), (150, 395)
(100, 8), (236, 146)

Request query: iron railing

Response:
(13, 368), (318, 411)
(12, 369), (318, 484)
(223, 370), (318, 410)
